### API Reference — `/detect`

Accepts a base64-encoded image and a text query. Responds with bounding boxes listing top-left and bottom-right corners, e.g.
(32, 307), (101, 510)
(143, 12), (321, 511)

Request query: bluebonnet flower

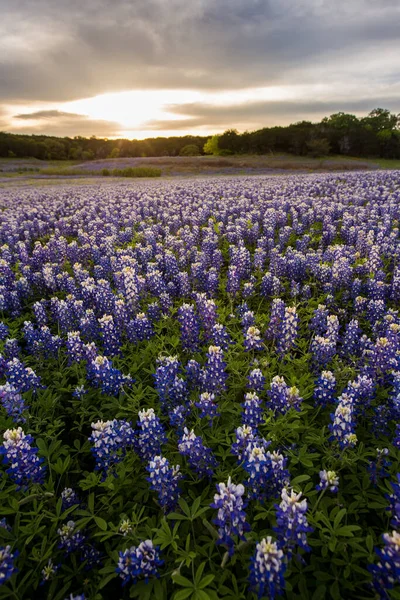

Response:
(309, 304), (328, 335)
(243, 442), (289, 502)
(58, 521), (86, 555)
(244, 326), (264, 351)
(127, 313), (154, 342)
(81, 544), (103, 570)
(64, 595), (85, 600)
(135, 408), (167, 462)
(247, 368), (266, 392)
(329, 393), (358, 449)
(241, 310), (256, 329)
(226, 265), (240, 297)
(316, 470), (339, 493)
(178, 428), (218, 479)
(196, 296), (218, 339)
(313, 371), (336, 408)
(177, 304), (200, 352)
(72, 385), (87, 399)
(1, 427), (46, 489)
(241, 392), (264, 429)
(267, 377), (302, 415)
(0, 383), (28, 423)
(66, 331), (86, 364)
(0, 519), (10, 532)
(311, 335), (337, 368)
(0, 545), (18, 585)
(185, 359), (202, 389)
(370, 336), (398, 378)
(211, 323), (232, 351)
(98, 314), (121, 357)
(367, 449), (391, 485)
(242, 441), (272, 500)
(119, 519), (133, 537)
(210, 477), (250, 555)
(41, 559), (59, 582)
(341, 319), (361, 357)
(168, 404), (188, 433)
(274, 488), (313, 556)
(146, 455), (182, 513)
(195, 392), (220, 425)
(243, 281), (255, 298)
(61, 488), (80, 511)
(202, 345), (228, 394)
(89, 419), (135, 476)
(0, 322), (9, 341)
(249, 537), (286, 600)
(369, 530), (400, 599)
(154, 355), (182, 410)
(265, 299), (285, 342)
(277, 306), (299, 357)
(231, 425), (257, 462)
(387, 474), (400, 529)
(116, 540), (163, 585)
(147, 302), (161, 323)
(87, 355), (133, 396)
(6, 359), (43, 393)
(394, 424), (400, 449)
(3, 339), (20, 360)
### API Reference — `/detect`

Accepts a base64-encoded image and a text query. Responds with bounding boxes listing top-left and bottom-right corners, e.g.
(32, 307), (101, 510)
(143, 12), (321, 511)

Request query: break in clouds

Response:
(1, 0), (400, 136)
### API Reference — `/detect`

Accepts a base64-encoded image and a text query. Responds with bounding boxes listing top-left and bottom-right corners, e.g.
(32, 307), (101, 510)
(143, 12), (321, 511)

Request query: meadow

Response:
(0, 171), (400, 600)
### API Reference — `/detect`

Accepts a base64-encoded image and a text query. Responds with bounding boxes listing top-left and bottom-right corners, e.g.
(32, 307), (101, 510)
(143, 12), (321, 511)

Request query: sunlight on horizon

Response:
(6, 84), (332, 138)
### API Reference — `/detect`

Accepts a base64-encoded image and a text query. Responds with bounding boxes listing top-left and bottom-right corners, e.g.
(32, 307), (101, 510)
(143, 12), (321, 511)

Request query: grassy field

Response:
(1, 154), (399, 182)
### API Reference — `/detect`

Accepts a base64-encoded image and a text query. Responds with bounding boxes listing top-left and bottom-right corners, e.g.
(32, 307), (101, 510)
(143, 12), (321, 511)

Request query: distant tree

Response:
(203, 135), (220, 155)
(82, 150), (94, 160)
(362, 108), (399, 132)
(108, 148), (120, 158)
(218, 129), (241, 153)
(306, 138), (331, 157)
(179, 144), (200, 156)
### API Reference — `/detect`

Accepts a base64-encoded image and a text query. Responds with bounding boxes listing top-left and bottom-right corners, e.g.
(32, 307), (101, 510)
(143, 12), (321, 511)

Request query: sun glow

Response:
(6, 83), (334, 139)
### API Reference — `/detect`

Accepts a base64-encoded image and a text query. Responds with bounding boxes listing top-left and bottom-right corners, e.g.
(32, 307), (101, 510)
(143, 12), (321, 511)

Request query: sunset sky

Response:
(1, 0), (399, 139)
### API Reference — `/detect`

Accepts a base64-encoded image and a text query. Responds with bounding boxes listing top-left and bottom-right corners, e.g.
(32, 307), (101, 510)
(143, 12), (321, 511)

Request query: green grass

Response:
(367, 158), (400, 169)
(38, 166), (161, 177)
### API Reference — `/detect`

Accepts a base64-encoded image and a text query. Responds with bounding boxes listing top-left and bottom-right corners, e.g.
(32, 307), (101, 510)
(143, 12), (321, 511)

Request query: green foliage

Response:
(203, 136), (220, 155)
(306, 138), (331, 157)
(179, 145), (200, 156)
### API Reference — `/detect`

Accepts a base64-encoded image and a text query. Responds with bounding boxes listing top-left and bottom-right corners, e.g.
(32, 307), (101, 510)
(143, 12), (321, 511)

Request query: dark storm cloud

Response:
(10, 110), (120, 137)
(0, 0), (399, 102)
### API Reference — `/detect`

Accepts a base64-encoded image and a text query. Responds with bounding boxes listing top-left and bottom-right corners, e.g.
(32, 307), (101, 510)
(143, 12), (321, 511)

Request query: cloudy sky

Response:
(1, 0), (399, 139)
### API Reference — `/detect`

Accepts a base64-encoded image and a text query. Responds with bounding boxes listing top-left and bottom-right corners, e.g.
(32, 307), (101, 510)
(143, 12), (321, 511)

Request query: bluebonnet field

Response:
(0, 172), (400, 600)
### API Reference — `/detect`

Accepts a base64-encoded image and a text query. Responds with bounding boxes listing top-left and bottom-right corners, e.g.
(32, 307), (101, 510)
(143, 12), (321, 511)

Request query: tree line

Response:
(0, 108), (399, 161)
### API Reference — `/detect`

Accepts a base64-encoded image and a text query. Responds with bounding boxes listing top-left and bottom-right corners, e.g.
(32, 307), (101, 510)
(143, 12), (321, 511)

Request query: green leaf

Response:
(174, 590), (193, 600)
(198, 575), (215, 589)
(94, 517), (107, 531)
(195, 562), (206, 586)
(173, 574), (193, 588)
(333, 508), (346, 530)
(291, 474), (311, 486)
(312, 586), (327, 600)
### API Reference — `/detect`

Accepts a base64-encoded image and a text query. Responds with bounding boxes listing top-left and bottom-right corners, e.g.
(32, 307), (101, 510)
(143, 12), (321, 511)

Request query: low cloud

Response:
(143, 97), (400, 131)
(10, 110), (120, 137)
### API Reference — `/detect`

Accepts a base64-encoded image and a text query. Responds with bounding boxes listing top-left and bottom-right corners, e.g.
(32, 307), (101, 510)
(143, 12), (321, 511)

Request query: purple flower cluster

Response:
(178, 428), (218, 479)
(1, 427), (46, 489)
(116, 540), (163, 585)
(88, 419), (135, 476)
(146, 455), (182, 513)
(211, 477), (250, 555)
(135, 408), (167, 462)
